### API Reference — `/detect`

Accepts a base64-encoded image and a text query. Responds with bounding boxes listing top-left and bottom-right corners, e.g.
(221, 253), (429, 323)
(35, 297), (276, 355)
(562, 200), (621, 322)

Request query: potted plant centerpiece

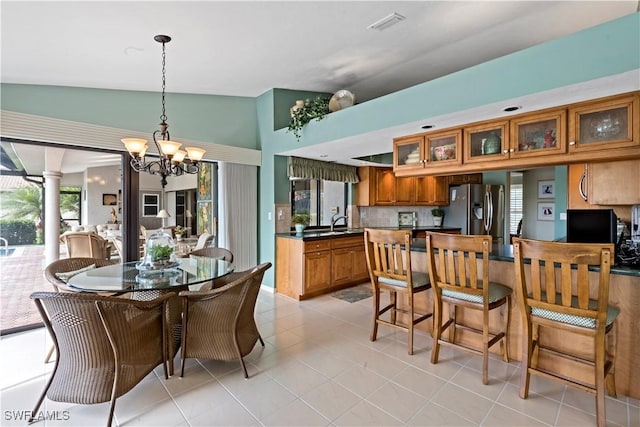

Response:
(431, 208), (445, 227)
(291, 212), (310, 234)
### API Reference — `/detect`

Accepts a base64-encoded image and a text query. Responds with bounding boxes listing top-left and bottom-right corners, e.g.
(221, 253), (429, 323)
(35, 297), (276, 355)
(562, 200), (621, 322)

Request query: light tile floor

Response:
(1, 288), (638, 427)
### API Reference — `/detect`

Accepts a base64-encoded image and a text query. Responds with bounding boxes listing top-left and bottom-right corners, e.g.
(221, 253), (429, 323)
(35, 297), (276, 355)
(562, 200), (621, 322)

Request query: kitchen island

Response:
(407, 239), (640, 399)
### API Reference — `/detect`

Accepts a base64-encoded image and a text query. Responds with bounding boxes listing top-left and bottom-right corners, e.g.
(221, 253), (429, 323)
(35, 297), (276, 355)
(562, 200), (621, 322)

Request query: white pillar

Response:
(43, 170), (62, 266)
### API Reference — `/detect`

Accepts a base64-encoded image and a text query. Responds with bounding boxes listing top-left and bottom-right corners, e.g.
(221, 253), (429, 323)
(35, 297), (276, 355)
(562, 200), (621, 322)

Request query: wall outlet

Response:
(330, 206), (339, 214)
(559, 212), (567, 221)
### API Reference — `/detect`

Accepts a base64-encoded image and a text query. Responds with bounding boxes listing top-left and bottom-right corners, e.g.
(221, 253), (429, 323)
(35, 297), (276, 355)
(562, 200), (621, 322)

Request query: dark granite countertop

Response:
(410, 238), (640, 278)
(275, 227), (462, 241)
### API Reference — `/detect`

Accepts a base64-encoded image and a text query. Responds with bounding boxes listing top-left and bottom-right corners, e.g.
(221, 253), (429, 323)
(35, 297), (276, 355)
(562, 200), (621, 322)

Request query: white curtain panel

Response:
(217, 162), (258, 271)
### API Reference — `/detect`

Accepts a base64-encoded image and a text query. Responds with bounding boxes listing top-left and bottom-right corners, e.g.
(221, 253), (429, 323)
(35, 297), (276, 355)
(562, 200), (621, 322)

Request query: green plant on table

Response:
(148, 244), (173, 261)
(288, 96), (330, 141)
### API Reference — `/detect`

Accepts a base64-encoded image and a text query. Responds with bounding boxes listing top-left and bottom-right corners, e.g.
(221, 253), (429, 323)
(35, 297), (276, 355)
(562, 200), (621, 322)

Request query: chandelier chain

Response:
(160, 41), (167, 125)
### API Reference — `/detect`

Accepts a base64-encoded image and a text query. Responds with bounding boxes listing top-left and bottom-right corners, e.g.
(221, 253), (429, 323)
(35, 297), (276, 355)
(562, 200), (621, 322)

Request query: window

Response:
(60, 186), (81, 229)
(291, 179), (348, 228)
(509, 172), (523, 234)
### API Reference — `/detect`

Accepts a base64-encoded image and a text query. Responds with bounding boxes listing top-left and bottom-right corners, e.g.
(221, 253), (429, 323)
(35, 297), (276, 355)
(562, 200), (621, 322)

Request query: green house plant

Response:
(148, 244), (173, 262)
(288, 96), (331, 141)
(291, 212), (310, 233)
(431, 208), (445, 227)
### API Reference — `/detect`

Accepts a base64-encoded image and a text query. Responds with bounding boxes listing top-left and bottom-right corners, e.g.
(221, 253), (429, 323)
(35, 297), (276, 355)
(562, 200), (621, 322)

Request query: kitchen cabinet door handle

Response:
(578, 171), (588, 201)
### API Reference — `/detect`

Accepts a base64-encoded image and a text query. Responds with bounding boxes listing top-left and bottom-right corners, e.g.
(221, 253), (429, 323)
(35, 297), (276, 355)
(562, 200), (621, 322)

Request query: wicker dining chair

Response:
(188, 246), (234, 262)
(42, 257), (119, 363)
(59, 232), (112, 260)
(178, 262), (272, 378)
(29, 291), (174, 427)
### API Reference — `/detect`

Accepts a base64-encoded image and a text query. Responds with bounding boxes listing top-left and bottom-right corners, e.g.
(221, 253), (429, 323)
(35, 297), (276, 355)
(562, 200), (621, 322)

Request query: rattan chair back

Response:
(188, 246), (233, 262)
(29, 291), (173, 427)
(44, 257), (118, 292)
(60, 232), (112, 260)
(193, 232), (214, 250)
(513, 238), (617, 427)
(179, 262), (272, 378)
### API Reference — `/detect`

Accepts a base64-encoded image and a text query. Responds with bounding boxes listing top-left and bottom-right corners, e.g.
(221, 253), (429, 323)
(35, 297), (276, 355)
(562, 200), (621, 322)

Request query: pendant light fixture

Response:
(122, 35), (205, 188)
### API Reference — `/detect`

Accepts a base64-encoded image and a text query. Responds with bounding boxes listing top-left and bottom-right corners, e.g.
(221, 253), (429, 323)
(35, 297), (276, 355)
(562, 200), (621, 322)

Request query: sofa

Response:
(69, 224), (122, 239)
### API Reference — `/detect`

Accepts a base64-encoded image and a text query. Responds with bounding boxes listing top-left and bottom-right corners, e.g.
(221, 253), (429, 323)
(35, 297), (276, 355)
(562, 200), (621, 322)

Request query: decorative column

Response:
(43, 170), (62, 266)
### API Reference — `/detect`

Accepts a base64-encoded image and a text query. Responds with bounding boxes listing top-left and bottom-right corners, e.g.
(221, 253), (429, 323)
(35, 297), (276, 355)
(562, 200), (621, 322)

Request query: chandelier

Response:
(122, 35), (205, 188)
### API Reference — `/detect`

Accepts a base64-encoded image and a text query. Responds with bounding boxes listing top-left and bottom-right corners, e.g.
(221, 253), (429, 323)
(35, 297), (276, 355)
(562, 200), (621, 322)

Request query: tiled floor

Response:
(1, 288), (638, 426)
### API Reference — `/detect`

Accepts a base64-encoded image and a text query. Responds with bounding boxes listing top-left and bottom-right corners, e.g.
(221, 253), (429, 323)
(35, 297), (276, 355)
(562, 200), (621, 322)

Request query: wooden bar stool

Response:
(364, 228), (432, 355)
(513, 238), (618, 427)
(426, 232), (511, 384)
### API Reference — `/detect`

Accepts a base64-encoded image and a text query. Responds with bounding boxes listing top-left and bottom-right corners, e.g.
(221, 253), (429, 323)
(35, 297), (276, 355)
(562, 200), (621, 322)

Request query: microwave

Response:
(566, 209), (618, 244)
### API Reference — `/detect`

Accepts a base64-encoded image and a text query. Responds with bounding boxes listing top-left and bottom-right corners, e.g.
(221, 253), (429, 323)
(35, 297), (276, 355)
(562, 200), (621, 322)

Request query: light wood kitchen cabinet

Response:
(509, 107), (567, 159)
(448, 174), (483, 185)
(414, 176), (449, 205)
(588, 159), (640, 205)
(567, 163), (594, 209)
(393, 128), (463, 172)
(568, 159), (640, 207)
(276, 235), (369, 301)
(463, 119), (510, 164)
(332, 236), (369, 287)
(568, 92), (639, 153)
(393, 134), (425, 173)
(357, 167), (449, 206)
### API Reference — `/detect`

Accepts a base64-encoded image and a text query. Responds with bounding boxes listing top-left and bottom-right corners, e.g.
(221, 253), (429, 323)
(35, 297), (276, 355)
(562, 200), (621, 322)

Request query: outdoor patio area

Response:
(0, 244), (62, 334)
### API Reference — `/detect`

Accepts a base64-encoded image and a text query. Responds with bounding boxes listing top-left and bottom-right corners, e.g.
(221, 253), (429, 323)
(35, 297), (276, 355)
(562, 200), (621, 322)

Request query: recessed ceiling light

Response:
(503, 106), (521, 112)
(319, 154), (328, 158)
(421, 125), (434, 129)
(367, 12), (406, 31)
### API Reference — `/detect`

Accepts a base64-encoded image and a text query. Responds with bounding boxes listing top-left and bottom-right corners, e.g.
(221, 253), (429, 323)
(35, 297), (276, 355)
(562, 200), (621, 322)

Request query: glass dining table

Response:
(67, 255), (235, 293)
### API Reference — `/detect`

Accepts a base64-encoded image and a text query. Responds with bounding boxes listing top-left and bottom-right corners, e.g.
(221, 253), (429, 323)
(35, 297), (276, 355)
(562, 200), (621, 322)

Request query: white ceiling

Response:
(1, 1), (639, 171)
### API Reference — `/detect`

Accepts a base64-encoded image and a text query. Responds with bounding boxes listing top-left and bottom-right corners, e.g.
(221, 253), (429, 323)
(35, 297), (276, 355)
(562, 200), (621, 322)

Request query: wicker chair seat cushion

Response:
(378, 271), (429, 289)
(442, 282), (511, 304)
(530, 294), (619, 328)
(54, 264), (96, 283)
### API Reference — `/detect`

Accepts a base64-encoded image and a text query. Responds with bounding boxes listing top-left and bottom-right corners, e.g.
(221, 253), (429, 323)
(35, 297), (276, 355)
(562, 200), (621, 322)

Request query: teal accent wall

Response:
(0, 84), (259, 149)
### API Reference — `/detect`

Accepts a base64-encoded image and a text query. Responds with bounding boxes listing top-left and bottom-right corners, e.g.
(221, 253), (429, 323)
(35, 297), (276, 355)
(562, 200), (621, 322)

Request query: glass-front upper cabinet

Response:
(509, 108), (566, 159)
(393, 135), (425, 171)
(463, 120), (509, 164)
(568, 93), (639, 152)
(425, 128), (462, 168)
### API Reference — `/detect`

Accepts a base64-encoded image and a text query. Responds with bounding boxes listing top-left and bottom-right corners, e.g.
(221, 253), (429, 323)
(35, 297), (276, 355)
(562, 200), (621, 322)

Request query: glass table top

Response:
(67, 256), (234, 292)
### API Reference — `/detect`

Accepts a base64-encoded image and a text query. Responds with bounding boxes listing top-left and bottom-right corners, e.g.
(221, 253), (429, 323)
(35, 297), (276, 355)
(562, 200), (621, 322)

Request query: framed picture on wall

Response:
(102, 193), (117, 206)
(142, 193), (160, 217)
(537, 202), (554, 221)
(537, 180), (555, 198)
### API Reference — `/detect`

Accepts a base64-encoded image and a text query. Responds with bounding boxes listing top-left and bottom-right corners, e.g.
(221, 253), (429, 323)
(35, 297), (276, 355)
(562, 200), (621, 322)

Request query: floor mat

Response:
(331, 284), (372, 303)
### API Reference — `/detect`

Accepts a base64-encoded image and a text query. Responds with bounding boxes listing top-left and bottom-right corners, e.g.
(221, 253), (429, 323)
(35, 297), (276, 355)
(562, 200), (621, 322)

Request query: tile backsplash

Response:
(358, 206), (440, 228)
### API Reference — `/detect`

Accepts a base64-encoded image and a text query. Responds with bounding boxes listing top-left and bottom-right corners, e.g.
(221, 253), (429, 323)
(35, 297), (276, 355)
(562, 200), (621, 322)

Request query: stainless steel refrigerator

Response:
(445, 184), (505, 244)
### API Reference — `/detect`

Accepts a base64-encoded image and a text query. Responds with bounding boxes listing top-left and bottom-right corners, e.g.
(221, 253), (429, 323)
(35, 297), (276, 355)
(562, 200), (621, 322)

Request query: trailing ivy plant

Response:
(288, 96), (331, 141)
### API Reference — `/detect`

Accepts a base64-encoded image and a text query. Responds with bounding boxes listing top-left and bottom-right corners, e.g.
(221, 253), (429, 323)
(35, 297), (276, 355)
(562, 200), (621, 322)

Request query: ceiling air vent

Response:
(367, 12), (406, 31)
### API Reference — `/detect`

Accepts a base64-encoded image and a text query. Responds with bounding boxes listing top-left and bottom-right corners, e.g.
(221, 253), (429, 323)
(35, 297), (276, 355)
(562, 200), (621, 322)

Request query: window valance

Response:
(287, 157), (359, 183)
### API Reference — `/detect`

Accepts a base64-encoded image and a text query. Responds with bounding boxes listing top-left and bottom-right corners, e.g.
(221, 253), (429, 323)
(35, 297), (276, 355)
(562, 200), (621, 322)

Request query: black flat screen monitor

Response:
(566, 209), (617, 244)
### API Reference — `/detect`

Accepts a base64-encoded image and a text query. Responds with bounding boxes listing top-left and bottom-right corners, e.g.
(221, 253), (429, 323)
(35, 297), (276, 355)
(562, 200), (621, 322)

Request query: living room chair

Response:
(364, 228), (432, 355)
(178, 262), (272, 378)
(192, 232), (214, 251)
(30, 291), (174, 427)
(512, 238), (618, 427)
(426, 232), (511, 384)
(59, 232), (112, 260)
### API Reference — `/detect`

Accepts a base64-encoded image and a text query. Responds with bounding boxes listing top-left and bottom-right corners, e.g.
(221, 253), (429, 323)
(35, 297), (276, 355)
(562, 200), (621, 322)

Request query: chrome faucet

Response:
(330, 214), (349, 232)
